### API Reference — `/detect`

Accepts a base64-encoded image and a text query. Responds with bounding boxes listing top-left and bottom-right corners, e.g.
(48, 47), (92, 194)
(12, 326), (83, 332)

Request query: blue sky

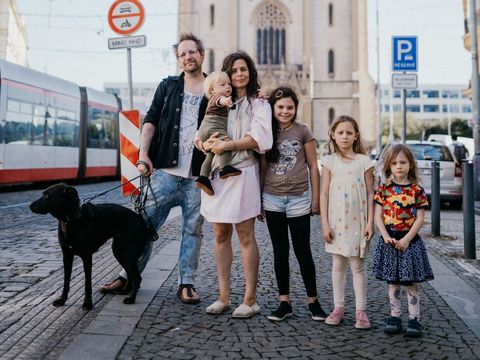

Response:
(15, 0), (471, 90)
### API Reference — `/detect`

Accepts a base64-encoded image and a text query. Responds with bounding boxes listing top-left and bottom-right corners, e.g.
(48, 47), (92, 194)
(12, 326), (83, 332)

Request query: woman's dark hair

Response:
(221, 51), (260, 101)
(265, 87), (299, 163)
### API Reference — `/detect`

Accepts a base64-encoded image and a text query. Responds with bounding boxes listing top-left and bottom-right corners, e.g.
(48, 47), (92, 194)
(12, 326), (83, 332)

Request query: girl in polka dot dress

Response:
(320, 115), (374, 329)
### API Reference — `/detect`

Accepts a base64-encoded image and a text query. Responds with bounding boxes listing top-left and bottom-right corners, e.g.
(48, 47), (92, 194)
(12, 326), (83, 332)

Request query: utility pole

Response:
(375, 0), (382, 155)
(469, 0), (480, 199)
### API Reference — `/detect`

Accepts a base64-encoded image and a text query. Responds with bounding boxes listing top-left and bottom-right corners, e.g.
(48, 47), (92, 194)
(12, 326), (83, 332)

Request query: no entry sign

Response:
(108, 0), (145, 35)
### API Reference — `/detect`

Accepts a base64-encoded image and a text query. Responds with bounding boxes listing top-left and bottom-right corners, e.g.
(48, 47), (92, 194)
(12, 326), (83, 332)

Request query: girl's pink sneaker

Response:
(355, 310), (371, 329)
(325, 307), (344, 325)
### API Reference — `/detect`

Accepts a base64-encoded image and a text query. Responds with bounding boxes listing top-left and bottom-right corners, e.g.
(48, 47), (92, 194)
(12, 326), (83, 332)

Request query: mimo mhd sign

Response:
(392, 36), (418, 72)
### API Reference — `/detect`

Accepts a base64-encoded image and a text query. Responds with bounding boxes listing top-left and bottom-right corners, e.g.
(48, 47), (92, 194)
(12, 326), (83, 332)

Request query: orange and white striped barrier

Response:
(119, 110), (141, 196)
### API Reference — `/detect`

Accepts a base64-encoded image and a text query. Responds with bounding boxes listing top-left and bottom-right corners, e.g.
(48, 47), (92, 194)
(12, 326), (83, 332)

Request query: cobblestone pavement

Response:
(421, 209), (480, 292)
(0, 182), (479, 359)
(118, 215), (480, 359)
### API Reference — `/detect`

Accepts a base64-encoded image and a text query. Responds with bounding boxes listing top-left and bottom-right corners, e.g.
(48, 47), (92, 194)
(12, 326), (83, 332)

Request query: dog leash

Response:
(80, 174), (144, 205)
(131, 175), (159, 241)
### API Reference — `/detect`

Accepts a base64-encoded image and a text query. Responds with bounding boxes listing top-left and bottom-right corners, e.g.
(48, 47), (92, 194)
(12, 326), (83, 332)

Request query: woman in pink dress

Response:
(201, 51), (272, 318)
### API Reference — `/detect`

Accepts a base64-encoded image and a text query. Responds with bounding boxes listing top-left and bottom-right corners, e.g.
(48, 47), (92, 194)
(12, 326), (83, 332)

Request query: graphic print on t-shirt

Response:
(270, 139), (302, 175)
(179, 93), (201, 156)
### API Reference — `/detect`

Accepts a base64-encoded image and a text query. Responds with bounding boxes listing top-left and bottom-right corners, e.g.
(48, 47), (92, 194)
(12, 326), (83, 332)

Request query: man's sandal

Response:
(177, 284), (200, 304)
(99, 276), (126, 294)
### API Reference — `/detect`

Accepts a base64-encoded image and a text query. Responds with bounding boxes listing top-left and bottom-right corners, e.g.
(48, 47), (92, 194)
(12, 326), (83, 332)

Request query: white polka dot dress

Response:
(322, 153), (373, 258)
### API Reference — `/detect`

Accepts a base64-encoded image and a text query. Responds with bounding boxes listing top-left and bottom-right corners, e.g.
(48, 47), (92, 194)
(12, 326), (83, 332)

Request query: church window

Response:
(208, 49), (215, 73)
(255, 2), (287, 65)
(328, 108), (335, 124)
(210, 5), (215, 27)
(328, 49), (334, 78)
(328, 3), (333, 26)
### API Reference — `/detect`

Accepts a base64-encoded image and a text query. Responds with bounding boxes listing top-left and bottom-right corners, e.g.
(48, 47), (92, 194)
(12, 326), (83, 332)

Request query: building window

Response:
(393, 104), (401, 112)
(442, 105), (448, 112)
(383, 89), (389, 96)
(406, 105), (421, 112)
(208, 49), (215, 73)
(450, 104), (460, 113)
(328, 3), (333, 26)
(384, 104), (390, 112)
(423, 105), (439, 113)
(406, 90), (420, 98)
(255, 3), (287, 65)
(210, 5), (215, 27)
(328, 108), (335, 124)
(423, 90), (439, 98)
(442, 90), (459, 98)
(462, 104), (472, 113)
(328, 50), (334, 77)
(393, 90), (401, 98)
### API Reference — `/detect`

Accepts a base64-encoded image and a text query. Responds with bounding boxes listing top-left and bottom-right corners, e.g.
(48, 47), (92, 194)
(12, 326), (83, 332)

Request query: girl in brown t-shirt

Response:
(259, 87), (327, 322)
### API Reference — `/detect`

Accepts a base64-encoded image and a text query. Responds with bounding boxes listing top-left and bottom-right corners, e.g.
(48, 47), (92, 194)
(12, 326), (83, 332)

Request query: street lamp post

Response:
(469, 0), (480, 199)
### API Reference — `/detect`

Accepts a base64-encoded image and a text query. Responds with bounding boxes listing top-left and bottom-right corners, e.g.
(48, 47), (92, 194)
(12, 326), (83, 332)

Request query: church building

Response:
(178, 0), (376, 145)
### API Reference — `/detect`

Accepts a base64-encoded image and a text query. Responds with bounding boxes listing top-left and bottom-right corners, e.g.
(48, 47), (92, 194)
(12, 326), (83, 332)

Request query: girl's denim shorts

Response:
(262, 190), (310, 218)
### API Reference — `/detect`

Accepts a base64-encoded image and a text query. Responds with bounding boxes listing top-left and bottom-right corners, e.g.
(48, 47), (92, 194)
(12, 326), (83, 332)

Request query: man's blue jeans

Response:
(119, 170), (203, 285)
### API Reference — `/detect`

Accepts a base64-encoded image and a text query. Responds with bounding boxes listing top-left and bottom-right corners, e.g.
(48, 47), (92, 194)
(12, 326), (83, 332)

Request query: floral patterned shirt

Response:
(374, 181), (428, 232)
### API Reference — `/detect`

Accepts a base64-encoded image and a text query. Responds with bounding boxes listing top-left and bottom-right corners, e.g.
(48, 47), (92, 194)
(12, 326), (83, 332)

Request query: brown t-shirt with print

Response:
(263, 123), (315, 196)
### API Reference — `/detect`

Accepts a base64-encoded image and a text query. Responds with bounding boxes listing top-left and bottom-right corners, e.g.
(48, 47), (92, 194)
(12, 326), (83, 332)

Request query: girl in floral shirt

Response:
(373, 144), (434, 338)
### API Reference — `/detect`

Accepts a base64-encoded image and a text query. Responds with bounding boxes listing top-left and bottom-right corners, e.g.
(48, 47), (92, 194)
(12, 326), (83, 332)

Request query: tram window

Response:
(103, 111), (117, 149)
(7, 99), (20, 112)
(55, 119), (76, 147)
(32, 105), (54, 146)
(87, 107), (105, 148)
(20, 103), (32, 114)
(5, 111), (32, 144)
(55, 110), (78, 147)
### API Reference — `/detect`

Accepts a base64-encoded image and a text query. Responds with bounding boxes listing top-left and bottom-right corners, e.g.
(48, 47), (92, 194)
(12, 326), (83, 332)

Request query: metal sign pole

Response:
(127, 47), (133, 110)
(402, 88), (407, 143)
(468, 0), (480, 199)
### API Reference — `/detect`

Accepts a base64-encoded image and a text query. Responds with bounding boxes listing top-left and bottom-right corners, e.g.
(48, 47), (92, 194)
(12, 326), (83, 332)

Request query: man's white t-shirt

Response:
(162, 89), (202, 179)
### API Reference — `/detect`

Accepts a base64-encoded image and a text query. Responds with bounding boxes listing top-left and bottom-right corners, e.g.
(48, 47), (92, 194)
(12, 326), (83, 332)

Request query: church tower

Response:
(178, 0), (376, 145)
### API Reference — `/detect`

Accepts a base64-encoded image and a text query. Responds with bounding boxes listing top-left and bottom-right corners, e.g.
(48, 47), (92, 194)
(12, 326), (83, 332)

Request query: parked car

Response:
(375, 141), (463, 208)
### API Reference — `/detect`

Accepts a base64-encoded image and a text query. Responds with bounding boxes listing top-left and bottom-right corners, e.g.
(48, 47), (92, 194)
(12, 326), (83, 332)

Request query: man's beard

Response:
(183, 61), (201, 73)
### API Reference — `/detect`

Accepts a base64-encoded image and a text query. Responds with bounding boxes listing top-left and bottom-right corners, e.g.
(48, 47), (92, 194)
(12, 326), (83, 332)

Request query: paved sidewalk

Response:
(0, 200), (479, 358)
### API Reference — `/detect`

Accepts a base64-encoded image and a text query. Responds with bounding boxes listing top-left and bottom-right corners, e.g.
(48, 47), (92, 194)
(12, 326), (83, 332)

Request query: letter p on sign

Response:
(396, 40), (412, 61)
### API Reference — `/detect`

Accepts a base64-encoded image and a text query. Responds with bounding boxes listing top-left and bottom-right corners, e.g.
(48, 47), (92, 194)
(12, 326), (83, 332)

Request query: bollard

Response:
(431, 161), (441, 237)
(463, 162), (476, 259)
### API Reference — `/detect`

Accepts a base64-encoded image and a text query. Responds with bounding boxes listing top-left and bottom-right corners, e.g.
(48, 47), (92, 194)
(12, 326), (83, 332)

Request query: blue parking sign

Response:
(392, 36), (418, 72)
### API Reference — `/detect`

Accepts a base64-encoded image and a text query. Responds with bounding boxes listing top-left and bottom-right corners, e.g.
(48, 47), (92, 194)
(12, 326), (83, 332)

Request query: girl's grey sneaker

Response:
(308, 299), (328, 321)
(267, 301), (293, 321)
(384, 316), (402, 334)
(406, 318), (422, 337)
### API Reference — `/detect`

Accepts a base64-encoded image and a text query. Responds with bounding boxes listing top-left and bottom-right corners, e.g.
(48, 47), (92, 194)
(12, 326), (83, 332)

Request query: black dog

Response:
(30, 183), (148, 310)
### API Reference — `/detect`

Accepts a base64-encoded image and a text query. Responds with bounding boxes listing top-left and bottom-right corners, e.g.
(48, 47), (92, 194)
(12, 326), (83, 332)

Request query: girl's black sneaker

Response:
(308, 299), (328, 321)
(384, 316), (402, 334)
(267, 301), (293, 321)
(406, 318), (422, 337)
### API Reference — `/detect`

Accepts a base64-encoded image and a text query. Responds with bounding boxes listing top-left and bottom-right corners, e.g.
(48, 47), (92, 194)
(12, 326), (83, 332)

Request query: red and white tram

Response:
(0, 59), (144, 185)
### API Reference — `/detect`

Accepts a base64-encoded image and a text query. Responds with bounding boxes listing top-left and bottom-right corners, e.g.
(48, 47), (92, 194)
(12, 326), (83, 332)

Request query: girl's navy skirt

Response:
(373, 229), (434, 285)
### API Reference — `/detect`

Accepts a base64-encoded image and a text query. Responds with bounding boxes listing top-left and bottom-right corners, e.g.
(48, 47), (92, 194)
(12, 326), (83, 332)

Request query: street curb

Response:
(59, 241), (180, 360)
(428, 250), (480, 338)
